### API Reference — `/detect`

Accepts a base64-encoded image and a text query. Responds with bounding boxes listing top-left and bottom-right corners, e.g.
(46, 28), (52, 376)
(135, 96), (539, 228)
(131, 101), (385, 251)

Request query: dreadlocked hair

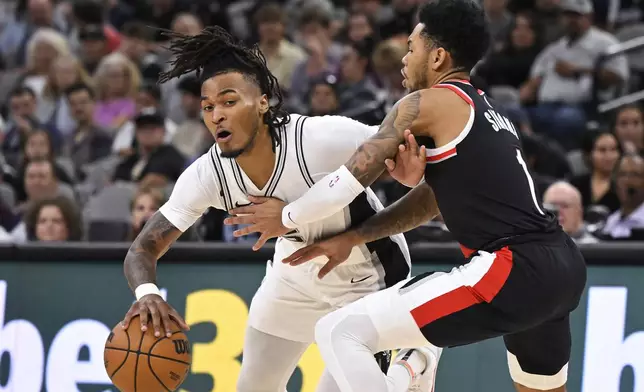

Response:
(158, 26), (289, 148)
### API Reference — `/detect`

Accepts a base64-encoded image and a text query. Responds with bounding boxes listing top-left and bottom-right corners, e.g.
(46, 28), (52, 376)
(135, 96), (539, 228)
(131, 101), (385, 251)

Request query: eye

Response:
(202, 105), (214, 112)
(224, 100), (236, 106)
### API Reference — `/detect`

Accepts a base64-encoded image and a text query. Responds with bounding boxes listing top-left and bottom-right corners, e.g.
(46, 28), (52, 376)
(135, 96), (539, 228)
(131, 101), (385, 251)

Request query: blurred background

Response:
(0, 0), (643, 391)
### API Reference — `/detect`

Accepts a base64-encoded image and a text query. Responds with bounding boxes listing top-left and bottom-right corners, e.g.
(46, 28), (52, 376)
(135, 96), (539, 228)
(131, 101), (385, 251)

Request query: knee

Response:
(315, 311), (340, 349)
(236, 373), (259, 392)
(507, 352), (568, 390)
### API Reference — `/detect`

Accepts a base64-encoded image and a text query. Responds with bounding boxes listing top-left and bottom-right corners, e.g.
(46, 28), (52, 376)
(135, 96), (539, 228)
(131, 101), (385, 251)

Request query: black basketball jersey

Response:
(423, 80), (558, 253)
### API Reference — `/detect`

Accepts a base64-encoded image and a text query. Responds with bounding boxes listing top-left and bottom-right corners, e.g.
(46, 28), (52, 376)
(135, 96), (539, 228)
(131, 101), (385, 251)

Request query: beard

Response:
(219, 121), (261, 159)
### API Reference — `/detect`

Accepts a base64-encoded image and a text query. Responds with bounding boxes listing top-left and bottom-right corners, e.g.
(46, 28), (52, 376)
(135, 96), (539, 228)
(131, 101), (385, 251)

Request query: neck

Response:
(487, 9), (506, 19)
(431, 70), (471, 86)
(261, 40), (280, 54)
(592, 170), (611, 181)
(235, 124), (276, 190)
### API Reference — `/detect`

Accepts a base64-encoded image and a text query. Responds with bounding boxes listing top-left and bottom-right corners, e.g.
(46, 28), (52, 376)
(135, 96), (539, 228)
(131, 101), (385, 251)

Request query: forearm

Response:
(282, 91), (422, 228)
(352, 183), (439, 244)
(124, 211), (182, 292)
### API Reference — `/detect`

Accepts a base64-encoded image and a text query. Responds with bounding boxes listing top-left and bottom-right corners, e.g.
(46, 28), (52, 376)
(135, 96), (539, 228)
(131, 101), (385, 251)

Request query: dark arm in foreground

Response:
(283, 183), (440, 278)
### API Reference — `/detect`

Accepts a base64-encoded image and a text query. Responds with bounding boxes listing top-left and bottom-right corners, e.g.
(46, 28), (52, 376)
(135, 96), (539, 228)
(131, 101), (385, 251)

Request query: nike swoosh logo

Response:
(351, 275), (372, 284)
(235, 202), (251, 208)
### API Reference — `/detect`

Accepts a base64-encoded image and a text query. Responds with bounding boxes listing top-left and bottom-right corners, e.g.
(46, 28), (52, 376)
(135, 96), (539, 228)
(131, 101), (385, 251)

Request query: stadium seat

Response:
(0, 183), (15, 207)
(614, 23), (644, 71)
(87, 220), (130, 241)
(84, 183), (136, 222)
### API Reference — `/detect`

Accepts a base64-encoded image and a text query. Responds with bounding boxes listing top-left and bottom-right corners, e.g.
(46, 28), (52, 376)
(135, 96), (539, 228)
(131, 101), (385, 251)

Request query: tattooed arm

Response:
(123, 212), (182, 291)
(280, 92), (424, 229)
(121, 154), (221, 335)
(282, 183), (438, 277)
(346, 91), (422, 186)
(353, 182), (438, 243)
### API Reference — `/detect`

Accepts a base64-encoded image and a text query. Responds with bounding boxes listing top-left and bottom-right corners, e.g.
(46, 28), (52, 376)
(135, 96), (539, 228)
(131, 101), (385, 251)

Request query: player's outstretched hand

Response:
(385, 129), (426, 187)
(121, 294), (189, 338)
(225, 195), (290, 251)
(282, 231), (359, 278)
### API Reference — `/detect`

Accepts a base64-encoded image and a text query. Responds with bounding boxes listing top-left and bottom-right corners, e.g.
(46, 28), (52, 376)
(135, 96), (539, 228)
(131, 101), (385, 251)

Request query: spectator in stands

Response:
(0, 0), (64, 68)
(476, 12), (542, 89)
(571, 131), (621, 212)
(371, 38), (407, 111)
(171, 77), (212, 160)
(350, 0), (396, 27)
(1, 86), (62, 168)
(63, 83), (112, 174)
(38, 55), (93, 136)
(119, 21), (163, 83)
(337, 39), (384, 124)
(613, 104), (644, 155)
(22, 28), (70, 101)
(69, 0), (121, 56)
(483, 0), (513, 46)
(170, 13), (203, 38)
(128, 186), (164, 241)
(308, 75), (340, 116)
(288, 7), (343, 112)
(112, 83), (177, 156)
(254, 3), (306, 95)
(378, 0), (419, 39)
(602, 154), (644, 240)
(23, 195), (82, 241)
(543, 181), (599, 243)
(92, 52), (141, 132)
(531, 0), (564, 44)
(10, 129), (73, 203)
(78, 24), (110, 74)
(346, 11), (377, 43)
(19, 158), (75, 215)
(520, 0), (628, 150)
(112, 109), (185, 188)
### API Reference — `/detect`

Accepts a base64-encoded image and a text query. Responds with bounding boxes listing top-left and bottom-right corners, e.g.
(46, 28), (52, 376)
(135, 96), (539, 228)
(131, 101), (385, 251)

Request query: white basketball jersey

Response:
(160, 114), (411, 288)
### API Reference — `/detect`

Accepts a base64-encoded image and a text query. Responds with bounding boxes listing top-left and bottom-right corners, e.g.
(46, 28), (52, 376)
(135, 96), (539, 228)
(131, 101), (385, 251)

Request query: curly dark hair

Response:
(158, 26), (289, 148)
(418, 0), (490, 72)
(24, 196), (83, 241)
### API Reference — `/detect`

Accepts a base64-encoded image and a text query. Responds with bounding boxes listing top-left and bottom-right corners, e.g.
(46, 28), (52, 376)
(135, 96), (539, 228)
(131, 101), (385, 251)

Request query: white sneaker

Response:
(395, 346), (442, 392)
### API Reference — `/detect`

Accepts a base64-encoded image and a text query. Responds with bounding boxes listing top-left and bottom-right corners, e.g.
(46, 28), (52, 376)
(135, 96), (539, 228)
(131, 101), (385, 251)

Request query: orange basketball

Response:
(104, 315), (192, 392)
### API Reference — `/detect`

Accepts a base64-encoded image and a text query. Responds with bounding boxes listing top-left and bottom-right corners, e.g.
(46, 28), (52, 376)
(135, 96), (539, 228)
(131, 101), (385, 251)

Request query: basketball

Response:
(104, 315), (192, 392)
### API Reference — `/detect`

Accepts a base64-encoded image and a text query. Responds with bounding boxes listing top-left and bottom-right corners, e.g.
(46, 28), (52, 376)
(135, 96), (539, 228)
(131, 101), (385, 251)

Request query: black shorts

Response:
(403, 231), (587, 376)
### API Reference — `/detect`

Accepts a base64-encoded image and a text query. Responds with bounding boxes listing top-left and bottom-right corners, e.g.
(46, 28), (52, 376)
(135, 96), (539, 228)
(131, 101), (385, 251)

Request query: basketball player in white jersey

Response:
(119, 27), (435, 392)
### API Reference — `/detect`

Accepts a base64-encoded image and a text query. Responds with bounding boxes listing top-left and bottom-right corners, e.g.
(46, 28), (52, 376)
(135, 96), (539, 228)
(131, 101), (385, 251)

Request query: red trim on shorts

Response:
(460, 244), (475, 258)
(433, 84), (474, 107)
(410, 247), (513, 327)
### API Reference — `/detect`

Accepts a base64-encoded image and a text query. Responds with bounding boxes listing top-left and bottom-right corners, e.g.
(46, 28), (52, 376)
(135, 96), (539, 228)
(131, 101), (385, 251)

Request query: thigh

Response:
(238, 326), (309, 392)
(249, 269), (331, 343)
(504, 315), (571, 376)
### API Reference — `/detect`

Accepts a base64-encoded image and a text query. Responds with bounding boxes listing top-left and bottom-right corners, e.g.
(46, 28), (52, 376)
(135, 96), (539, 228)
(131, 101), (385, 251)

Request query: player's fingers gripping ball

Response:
(104, 315), (192, 391)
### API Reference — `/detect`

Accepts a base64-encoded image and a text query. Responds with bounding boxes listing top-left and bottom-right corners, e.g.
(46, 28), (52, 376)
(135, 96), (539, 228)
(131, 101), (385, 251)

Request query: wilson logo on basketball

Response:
(173, 339), (191, 355)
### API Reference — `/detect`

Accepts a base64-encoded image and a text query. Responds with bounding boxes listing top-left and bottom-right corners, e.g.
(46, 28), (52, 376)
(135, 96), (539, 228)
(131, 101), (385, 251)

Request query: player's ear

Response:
(430, 47), (448, 71)
(258, 94), (269, 115)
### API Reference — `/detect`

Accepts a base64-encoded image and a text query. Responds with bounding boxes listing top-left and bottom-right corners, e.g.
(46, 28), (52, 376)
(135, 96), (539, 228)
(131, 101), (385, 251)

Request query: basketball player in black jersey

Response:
(226, 0), (587, 390)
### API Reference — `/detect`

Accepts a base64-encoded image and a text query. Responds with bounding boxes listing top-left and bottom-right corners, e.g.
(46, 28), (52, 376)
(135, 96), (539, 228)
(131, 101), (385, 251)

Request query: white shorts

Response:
(247, 240), (387, 343)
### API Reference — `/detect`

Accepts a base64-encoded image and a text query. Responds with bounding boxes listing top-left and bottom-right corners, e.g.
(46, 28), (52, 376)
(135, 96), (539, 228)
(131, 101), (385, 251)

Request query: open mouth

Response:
(216, 130), (232, 142)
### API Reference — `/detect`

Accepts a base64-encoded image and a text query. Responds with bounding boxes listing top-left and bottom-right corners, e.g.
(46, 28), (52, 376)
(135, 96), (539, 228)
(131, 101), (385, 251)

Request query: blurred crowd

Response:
(0, 0), (643, 245)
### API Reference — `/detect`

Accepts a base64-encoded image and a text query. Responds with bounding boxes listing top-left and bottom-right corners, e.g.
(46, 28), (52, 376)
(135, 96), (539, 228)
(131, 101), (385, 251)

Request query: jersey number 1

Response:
(516, 149), (545, 215)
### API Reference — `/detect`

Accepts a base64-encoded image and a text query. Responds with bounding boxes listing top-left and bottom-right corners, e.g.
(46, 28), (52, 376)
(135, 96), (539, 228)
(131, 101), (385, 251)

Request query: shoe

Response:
(395, 346), (442, 392)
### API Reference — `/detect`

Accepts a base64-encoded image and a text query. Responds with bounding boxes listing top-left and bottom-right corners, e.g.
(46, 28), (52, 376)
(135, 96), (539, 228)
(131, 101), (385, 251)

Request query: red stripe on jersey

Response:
(433, 84), (474, 107)
(410, 248), (513, 327)
(426, 147), (457, 162)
